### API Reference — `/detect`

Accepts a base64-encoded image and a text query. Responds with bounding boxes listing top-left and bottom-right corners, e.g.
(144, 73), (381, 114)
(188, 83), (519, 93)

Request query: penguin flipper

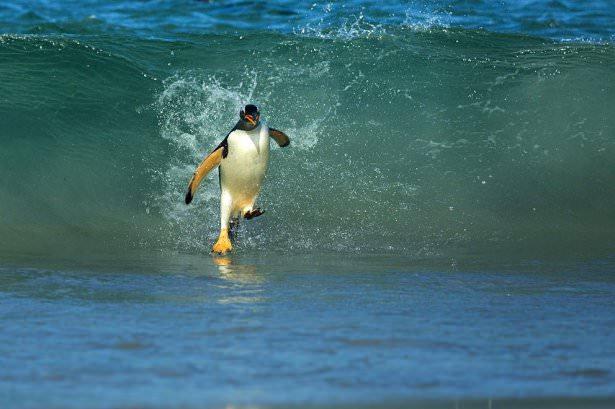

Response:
(268, 128), (290, 147)
(185, 147), (224, 204)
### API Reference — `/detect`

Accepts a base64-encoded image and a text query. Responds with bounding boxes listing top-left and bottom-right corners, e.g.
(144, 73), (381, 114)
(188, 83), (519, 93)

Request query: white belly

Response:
(219, 124), (270, 212)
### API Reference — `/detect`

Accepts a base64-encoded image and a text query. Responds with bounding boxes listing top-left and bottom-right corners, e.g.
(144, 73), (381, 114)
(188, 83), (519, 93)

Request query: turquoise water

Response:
(1, 1), (615, 407)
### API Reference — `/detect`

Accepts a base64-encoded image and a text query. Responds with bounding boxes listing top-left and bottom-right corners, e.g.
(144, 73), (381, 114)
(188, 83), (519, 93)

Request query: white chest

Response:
(220, 124), (270, 191)
(226, 124), (270, 159)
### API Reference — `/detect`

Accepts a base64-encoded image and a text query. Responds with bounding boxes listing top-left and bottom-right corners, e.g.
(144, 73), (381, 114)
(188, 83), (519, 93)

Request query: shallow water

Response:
(1, 253), (615, 408)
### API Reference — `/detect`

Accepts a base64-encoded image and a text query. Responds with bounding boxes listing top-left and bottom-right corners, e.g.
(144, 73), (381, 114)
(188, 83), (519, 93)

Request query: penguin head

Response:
(239, 104), (260, 130)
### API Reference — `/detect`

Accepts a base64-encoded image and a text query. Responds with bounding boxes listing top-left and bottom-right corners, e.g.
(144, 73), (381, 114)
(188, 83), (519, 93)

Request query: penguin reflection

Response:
(212, 256), (263, 285)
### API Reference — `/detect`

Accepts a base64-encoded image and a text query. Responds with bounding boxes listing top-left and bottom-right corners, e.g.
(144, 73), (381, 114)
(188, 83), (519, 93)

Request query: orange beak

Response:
(245, 115), (256, 125)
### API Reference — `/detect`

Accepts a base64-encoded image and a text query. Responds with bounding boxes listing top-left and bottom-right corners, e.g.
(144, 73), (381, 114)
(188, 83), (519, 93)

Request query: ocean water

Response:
(1, 1), (614, 408)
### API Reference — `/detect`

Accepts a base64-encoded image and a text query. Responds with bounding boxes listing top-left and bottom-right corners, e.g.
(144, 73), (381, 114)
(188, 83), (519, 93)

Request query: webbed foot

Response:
(212, 229), (233, 254)
(244, 208), (265, 220)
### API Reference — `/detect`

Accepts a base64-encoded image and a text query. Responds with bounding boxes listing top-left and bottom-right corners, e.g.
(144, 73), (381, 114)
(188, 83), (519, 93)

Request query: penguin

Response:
(184, 104), (290, 254)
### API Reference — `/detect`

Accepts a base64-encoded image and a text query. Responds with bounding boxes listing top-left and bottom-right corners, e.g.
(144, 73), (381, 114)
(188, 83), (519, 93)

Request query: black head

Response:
(239, 104), (260, 130)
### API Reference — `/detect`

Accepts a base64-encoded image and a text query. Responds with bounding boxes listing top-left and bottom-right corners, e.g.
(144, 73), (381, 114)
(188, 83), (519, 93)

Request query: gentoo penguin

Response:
(184, 104), (290, 254)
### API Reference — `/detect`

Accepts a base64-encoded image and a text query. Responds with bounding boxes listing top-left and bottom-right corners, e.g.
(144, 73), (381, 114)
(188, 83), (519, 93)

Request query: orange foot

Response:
(212, 229), (233, 254)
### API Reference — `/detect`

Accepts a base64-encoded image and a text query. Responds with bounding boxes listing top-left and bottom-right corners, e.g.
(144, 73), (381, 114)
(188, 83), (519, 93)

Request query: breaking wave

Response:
(1, 17), (614, 258)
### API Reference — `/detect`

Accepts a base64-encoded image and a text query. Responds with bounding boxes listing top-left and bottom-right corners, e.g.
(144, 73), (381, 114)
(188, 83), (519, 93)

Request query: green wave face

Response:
(1, 27), (614, 257)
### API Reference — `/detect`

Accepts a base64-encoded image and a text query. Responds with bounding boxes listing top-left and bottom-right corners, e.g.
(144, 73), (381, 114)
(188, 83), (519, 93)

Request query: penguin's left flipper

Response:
(185, 147), (224, 204)
(269, 128), (290, 147)
(244, 208), (265, 220)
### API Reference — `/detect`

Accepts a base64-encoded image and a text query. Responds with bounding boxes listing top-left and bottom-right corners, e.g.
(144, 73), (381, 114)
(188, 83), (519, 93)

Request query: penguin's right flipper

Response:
(268, 128), (290, 147)
(185, 147), (224, 204)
